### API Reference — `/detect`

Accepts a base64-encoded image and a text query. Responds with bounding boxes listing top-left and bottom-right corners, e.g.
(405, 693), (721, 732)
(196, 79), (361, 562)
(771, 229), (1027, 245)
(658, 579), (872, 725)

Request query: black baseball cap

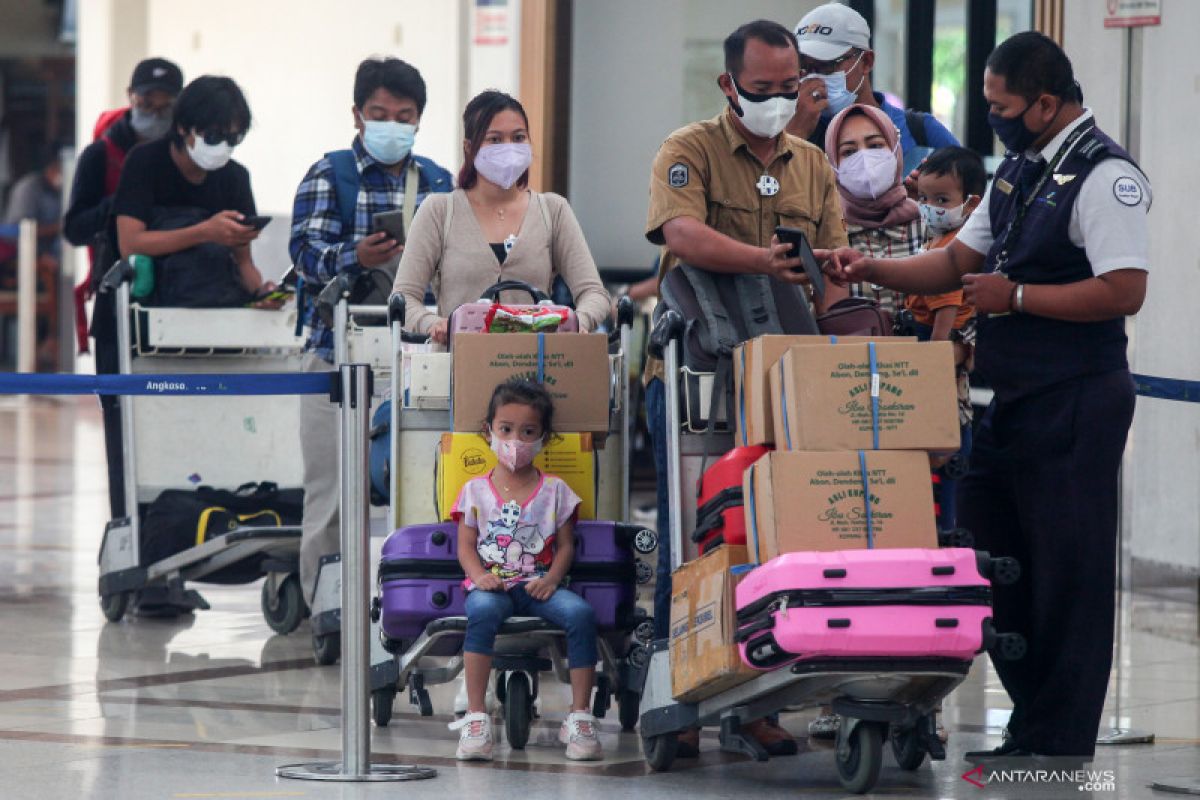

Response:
(129, 58), (184, 96)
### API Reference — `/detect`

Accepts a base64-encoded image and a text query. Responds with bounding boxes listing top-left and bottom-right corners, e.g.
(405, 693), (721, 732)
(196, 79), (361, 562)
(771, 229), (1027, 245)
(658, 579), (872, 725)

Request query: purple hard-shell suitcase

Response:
(377, 520), (637, 646)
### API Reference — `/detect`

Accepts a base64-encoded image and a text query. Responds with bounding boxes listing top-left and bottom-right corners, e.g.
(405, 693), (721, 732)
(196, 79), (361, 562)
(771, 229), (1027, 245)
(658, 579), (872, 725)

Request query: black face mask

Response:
(987, 97), (1059, 154)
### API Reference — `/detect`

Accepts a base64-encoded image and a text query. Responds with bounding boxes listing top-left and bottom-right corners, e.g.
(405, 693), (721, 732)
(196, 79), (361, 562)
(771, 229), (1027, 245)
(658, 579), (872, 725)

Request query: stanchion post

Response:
(662, 326), (684, 572)
(277, 362), (436, 783)
(115, 272), (141, 566)
(617, 297), (634, 523)
(16, 219), (37, 373)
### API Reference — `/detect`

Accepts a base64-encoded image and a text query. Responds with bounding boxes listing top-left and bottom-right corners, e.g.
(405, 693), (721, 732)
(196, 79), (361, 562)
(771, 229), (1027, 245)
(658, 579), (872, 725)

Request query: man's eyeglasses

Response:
(197, 129), (244, 147)
(800, 50), (861, 77)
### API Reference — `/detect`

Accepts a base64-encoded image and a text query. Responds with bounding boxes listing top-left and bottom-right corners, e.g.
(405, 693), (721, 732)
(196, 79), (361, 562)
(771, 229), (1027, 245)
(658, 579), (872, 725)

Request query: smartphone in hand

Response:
(372, 210), (406, 244)
(241, 215), (273, 232)
(775, 225), (825, 303)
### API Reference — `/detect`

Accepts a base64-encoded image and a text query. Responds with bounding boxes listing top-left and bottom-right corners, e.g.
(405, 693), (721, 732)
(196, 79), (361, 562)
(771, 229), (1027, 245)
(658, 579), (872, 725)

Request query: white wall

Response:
(1065, 0), (1200, 573)
(569, 0), (824, 273)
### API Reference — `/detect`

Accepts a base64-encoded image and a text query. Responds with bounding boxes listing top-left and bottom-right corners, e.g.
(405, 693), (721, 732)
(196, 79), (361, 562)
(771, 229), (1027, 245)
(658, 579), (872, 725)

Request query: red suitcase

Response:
(692, 445), (771, 554)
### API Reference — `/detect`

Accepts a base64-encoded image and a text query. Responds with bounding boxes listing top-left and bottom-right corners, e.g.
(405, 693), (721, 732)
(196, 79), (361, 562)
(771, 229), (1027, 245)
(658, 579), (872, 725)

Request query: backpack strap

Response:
(673, 264), (740, 360)
(905, 109), (929, 148)
(325, 149), (360, 233)
(401, 158), (419, 236)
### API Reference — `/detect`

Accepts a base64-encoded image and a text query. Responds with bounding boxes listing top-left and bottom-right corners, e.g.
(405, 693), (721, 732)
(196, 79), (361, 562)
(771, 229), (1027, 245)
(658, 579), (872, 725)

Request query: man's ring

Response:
(811, 90), (821, 99)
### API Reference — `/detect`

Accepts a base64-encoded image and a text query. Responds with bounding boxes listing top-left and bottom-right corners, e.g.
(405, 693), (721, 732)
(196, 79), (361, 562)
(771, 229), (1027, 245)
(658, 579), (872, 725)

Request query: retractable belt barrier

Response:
(1132, 373), (1200, 404)
(0, 371), (333, 396)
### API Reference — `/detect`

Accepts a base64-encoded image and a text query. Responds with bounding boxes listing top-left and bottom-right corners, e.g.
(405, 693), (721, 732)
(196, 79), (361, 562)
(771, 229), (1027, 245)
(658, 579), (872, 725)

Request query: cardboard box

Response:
(734, 335), (913, 447)
(451, 333), (610, 434)
(669, 544), (758, 702)
(743, 450), (937, 562)
(770, 341), (959, 452)
(436, 432), (595, 520)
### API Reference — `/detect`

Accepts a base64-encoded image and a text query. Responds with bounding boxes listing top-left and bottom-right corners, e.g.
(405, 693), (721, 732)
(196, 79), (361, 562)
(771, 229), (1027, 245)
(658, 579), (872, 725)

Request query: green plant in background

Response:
(932, 27), (967, 139)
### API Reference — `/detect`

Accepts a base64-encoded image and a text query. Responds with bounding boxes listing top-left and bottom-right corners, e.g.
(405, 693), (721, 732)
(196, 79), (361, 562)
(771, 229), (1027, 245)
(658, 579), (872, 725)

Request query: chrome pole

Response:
(620, 320), (633, 523)
(15, 219), (36, 373)
(277, 362), (436, 784)
(115, 277), (140, 565)
(663, 339), (684, 571)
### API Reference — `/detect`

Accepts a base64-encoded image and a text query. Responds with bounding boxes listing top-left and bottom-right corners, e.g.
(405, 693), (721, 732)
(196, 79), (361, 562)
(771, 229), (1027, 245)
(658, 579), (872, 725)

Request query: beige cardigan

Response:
(392, 189), (611, 334)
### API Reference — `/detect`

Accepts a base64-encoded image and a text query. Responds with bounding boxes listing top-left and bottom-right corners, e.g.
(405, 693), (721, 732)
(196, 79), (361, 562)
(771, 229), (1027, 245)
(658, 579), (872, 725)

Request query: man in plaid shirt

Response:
(289, 56), (452, 607)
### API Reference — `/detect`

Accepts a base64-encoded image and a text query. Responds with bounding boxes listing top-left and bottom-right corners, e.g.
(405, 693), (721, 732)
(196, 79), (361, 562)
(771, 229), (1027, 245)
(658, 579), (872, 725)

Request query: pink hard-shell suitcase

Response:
(448, 280), (577, 346)
(734, 548), (1020, 670)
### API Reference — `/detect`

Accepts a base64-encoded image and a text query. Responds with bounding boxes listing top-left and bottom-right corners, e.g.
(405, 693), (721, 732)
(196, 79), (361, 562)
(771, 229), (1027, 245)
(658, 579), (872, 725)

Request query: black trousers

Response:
(92, 290), (125, 520)
(959, 369), (1135, 757)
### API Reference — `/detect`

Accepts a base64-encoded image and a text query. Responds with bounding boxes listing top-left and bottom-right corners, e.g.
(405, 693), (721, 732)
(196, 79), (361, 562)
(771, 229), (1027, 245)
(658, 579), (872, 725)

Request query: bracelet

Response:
(1008, 283), (1019, 312)
(1016, 284), (1026, 313)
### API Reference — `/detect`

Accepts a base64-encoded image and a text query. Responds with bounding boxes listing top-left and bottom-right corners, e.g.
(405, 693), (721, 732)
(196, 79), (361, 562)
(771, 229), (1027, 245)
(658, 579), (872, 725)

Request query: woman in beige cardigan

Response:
(393, 90), (610, 344)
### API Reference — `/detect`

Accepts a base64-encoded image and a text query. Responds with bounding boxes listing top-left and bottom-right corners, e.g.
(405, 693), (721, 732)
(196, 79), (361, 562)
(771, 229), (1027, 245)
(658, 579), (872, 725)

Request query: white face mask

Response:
(919, 200), (969, 233)
(187, 137), (234, 172)
(836, 145), (899, 200)
(727, 74), (797, 139)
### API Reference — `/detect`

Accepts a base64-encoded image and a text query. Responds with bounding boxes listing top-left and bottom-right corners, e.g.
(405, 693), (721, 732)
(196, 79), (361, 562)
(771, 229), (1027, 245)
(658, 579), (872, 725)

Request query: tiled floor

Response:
(1, 396), (1197, 799)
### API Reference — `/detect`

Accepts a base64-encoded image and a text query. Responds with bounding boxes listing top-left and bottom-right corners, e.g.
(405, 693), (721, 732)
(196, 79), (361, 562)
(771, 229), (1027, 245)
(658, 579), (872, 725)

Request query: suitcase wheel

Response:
(634, 619), (655, 645)
(633, 529), (659, 554)
(372, 685), (396, 727)
(635, 561), (654, 584)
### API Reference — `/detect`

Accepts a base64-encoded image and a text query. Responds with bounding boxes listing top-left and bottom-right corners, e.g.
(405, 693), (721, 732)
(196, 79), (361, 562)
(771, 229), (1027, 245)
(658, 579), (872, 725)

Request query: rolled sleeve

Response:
(645, 136), (709, 245)
(288, 161), (361, 285)
(1075, 159), (1151, 275)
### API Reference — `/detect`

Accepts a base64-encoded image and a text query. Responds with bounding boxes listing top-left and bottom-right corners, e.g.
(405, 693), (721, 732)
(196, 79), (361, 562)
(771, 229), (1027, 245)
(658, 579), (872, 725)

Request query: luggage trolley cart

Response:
(367, 290), (660, 745)
(96, 261), (308, 632)
(308, 274), (397, 665)
(637, 309), (1025, 794)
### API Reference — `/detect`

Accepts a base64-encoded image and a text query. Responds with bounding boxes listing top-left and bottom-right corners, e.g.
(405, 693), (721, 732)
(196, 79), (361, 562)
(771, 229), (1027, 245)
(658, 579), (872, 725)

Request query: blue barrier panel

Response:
(0, 372), (333, 397)
(1132, 374), (1200, 404)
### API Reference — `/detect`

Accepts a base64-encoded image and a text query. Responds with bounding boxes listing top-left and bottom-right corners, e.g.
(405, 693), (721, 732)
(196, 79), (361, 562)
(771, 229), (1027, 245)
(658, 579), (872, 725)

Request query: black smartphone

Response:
(775, 225), (825, 304)
(372, 210), (406, 244)
(241, 214), (273, 231)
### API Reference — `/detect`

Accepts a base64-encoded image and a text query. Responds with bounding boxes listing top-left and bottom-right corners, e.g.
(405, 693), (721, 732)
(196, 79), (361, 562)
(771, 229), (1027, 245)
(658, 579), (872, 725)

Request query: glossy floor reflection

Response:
(1, 396), (1197, 799)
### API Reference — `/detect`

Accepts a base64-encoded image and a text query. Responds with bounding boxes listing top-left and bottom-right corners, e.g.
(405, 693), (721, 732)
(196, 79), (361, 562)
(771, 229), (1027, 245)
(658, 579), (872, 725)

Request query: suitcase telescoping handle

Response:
(478, 279), (551, 304)
(648, 308), (684, 359)
(387, 292), (430, 344)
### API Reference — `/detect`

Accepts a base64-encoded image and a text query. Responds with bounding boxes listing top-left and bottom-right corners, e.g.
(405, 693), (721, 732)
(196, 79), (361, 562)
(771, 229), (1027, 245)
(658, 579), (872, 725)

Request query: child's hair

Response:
(484, 378), (555, 438)
(918, 146), (987, 198)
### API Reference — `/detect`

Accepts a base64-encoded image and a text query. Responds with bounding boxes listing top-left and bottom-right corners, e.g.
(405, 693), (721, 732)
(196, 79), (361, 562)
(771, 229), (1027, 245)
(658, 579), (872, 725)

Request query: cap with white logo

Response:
(794, 3), (872, 62)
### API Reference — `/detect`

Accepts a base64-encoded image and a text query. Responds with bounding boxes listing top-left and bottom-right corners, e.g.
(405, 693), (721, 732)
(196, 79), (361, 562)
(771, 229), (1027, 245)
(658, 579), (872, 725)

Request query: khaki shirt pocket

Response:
(776, 201), (819, 244)
(709, 196), (761, 247)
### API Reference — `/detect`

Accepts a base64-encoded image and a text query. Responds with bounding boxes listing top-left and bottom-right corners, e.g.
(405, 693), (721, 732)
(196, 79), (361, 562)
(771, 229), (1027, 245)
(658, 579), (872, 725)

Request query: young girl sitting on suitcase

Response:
(448, 378), (601, 762)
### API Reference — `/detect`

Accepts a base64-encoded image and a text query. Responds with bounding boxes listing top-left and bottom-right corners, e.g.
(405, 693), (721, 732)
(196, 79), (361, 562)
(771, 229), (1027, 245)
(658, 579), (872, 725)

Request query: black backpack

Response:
(656, 264), (818, 431)
(147, 206), (255, 308)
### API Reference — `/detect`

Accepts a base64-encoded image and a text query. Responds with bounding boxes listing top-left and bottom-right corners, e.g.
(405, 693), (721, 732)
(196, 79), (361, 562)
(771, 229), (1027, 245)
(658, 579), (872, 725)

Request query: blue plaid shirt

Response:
(289, 137), (453, 361)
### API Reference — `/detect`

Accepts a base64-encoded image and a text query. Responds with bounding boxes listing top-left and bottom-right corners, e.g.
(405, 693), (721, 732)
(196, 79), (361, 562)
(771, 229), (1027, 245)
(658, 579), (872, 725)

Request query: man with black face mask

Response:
(821, 32), (1151, 763)
(64, 57), (182, 526)
(642, 18), (848, 759)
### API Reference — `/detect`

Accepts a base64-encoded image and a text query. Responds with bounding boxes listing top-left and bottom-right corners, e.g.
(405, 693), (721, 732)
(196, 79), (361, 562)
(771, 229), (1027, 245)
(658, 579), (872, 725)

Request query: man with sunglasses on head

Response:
(112, 75), (274, 300)
(789, 3), (958, 170)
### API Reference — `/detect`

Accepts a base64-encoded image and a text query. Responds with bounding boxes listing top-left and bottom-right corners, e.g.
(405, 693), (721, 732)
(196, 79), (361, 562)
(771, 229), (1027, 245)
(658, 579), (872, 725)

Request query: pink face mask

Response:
(490, 435), (544, 471)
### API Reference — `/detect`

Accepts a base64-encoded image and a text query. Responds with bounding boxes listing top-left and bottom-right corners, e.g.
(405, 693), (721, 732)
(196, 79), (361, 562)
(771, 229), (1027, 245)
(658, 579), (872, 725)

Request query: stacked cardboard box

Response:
(736, 338), (960, 561)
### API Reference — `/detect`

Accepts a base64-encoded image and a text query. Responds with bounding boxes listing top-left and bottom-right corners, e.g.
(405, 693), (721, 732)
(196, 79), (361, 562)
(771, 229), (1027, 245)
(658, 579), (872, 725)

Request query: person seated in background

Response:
(112, 75), (275, 303)
(288, 55), (453, 613)
(392, 89), (610, 343)
(3, 143), (65, 368)
(909, 146), (985, 531)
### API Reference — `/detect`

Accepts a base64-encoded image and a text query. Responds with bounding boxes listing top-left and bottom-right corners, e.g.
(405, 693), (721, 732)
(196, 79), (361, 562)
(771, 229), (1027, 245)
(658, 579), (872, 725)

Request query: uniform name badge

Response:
(756, 175), (780, 197)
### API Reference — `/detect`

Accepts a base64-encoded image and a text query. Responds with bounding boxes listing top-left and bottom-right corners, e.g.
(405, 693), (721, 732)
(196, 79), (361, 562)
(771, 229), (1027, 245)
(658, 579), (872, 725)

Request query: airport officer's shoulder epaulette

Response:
(1075, 132), (1110, 162)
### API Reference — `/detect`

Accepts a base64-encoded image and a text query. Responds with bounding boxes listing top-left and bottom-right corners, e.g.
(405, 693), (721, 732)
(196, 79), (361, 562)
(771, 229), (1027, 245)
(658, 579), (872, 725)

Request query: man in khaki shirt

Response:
(643, 19), (849, 759)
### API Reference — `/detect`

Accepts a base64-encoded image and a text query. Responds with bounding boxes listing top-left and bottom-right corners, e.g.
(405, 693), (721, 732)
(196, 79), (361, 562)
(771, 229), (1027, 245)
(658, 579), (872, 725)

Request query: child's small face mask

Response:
(487, 402), (545, 471)
(916, 170), (978, 234)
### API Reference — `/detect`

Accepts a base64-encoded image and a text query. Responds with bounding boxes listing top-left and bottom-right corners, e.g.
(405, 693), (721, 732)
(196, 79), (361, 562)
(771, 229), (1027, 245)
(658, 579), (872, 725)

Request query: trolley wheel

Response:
(836, 721), (884, 794)
(261, 575), (305, 634)
(504, 671), (533, 750)
(312, 632), (341, 665)
(99, 592), (131, 622)
(642, 731), (679, 771)
(372, 686), (396, 727)
(890, 723), (926, 770)
(633, 528), (658, 554)
(618, 689), (640, 732)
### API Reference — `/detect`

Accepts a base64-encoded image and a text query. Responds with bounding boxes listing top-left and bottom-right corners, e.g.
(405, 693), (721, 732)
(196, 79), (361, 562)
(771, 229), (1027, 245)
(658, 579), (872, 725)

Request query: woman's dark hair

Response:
(457, 90), (530, 190)
(171, 76), (251, 146)
(918, 146), (987, 197)
(354, 57), (427, 113)
(724, 19), (800, 79)
(987, 31), (1082, 103)
(484, 378), (554, 438)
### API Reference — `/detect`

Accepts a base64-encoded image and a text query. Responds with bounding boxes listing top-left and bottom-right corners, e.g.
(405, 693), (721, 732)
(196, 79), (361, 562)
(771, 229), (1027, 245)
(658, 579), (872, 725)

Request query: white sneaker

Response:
(450, 711), (493, 761)
(558, 710), (603, 761)
(807, 711), (840, 741)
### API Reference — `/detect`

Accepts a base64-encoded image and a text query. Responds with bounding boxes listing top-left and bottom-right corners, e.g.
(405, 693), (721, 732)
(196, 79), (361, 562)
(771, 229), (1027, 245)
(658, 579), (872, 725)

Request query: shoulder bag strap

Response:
(402, 159), (419, 235)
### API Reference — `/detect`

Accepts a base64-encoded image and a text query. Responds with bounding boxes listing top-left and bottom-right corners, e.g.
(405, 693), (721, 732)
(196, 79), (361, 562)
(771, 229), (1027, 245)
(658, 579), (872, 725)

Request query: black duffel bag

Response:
(140, 482), (303, 584)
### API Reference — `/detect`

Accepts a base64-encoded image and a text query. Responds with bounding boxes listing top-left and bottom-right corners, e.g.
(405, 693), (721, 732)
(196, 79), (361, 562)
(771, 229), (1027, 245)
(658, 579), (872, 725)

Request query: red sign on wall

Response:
(1104, 0), (1161, 28)
(474, 0), (510, 46)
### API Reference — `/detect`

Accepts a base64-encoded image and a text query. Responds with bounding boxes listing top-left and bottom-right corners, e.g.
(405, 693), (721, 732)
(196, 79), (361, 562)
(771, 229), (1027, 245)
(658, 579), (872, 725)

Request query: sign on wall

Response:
(1104, 0), (1161, 28)
(474, 0), (510, 46)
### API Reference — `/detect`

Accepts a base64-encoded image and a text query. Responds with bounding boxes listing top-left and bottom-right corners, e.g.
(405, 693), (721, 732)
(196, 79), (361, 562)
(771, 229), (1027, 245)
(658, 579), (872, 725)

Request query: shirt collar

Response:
(718, 108), (796, 162)
(1026, 107), (1094, 163)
